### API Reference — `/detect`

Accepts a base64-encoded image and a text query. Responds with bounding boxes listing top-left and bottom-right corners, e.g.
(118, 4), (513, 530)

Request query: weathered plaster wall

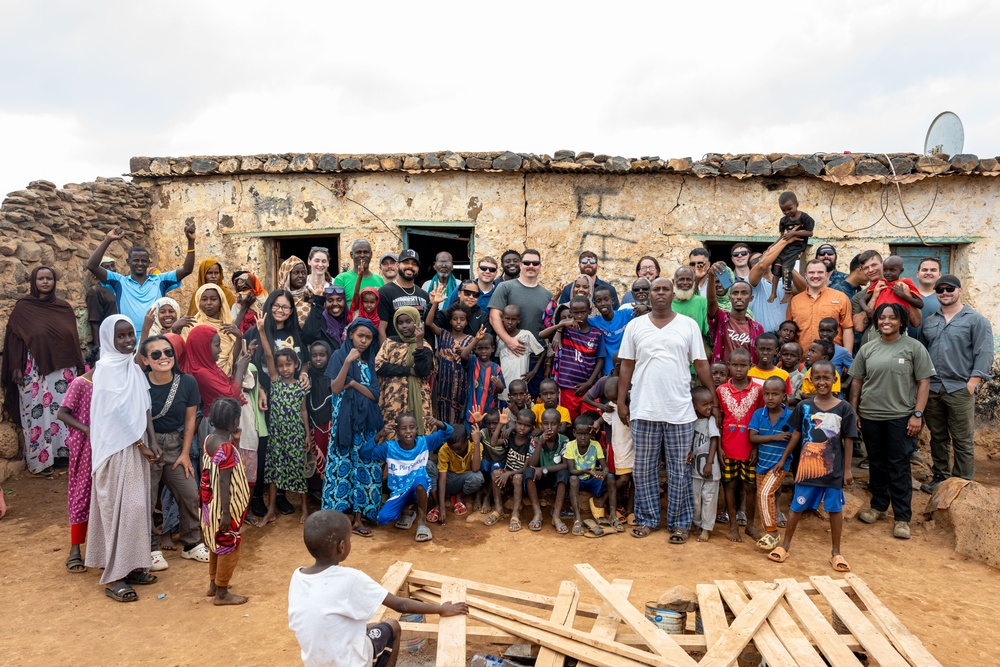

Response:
(141, 171), (1000, 325)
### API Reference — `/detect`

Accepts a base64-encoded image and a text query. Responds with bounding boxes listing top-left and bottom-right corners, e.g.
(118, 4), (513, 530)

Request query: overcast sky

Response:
(2, 1), (998, 195)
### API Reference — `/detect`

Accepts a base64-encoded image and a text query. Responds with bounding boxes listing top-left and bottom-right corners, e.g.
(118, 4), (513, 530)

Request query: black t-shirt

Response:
(788, 397), (857, 488)
(149, 373), (202, 433)
(378, 282), (430, 338)
(777, 211), (815, 261)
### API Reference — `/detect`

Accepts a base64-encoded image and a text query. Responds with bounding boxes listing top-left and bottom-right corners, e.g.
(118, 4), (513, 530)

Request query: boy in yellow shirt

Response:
(566, 415), (621, 536)
(428, 424), (483, 526)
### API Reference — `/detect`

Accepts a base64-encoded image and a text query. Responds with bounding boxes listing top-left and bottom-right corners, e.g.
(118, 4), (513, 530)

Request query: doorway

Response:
(265, 234), (341, 288)
(401, 225), (474, 287)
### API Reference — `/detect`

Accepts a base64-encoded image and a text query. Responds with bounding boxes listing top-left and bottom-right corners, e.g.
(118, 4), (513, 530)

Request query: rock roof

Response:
(128, 151), (1000, 183)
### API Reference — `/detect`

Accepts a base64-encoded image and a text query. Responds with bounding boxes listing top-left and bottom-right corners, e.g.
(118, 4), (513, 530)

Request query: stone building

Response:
(0, 149), (997, 478)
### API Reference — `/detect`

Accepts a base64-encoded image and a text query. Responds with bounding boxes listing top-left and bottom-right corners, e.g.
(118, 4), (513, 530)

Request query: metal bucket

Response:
(644, 603), (686, 634)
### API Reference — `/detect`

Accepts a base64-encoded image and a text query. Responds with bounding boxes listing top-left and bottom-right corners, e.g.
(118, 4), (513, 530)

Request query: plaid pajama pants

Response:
(631, 419), (694, 532)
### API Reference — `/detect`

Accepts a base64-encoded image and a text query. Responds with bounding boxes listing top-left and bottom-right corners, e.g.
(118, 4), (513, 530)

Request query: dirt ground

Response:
(2, 440), (998, 667)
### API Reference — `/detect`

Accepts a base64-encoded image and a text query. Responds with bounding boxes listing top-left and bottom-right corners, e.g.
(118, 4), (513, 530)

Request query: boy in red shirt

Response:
(716, 347), (764, 544)
(864, 255), (923, 313)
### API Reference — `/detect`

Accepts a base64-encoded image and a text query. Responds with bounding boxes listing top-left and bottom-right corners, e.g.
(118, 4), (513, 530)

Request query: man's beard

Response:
(674, 287), (695, 301)
(823, 260), (836, 273)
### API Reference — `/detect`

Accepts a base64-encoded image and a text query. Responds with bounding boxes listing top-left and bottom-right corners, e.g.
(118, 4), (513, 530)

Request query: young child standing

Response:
(524, 408), (570, 534)
(749, 377), (793, 552)
(767, 360), (857, 572)
(361, 414), (452, 542)
(748, 333), (792, 396)
(429, 423), (484, 526)
(817, 318), (854, 387)
(288, 510), (469, 667)
(257, 319), (312, 527)
(688, 386), (722, 542)
(711, 362), (729, 390)
(200, 397), (250, 606)
(466, 334), (505, 422)
(779, 342), (805, 407)
(496, 304), (545, 401)
(306, 341), (334, 484)
(566, 415), (619, 535)
(424, 296), (477, 424)
(533, 378), (572, 436)
(600, 378), (634, 524)
(487, 408), (536, 531)
(777, 320), (801, 347)
(472, 409), (504, 514)
(769, 191), (815, 304)
(56, 361), (96, 573)
(540, 295), (605, 420)
(796, 339), (842, 401)
(716, 347), (764, 543)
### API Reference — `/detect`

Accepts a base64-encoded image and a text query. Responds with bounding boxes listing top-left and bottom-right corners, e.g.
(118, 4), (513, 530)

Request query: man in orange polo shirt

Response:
(786, 258), (854, 352)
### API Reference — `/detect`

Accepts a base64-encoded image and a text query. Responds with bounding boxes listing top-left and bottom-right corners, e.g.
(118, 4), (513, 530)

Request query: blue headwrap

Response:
(325, 318), (382, 453)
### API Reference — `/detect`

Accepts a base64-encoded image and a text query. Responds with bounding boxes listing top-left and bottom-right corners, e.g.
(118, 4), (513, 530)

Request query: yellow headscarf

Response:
(187, 258), (237, 316)
(183, 283), (236, 375)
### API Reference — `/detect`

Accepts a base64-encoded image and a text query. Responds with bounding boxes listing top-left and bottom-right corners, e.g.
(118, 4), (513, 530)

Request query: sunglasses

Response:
(731, 251), (749, 257)
(460, 289), (480, 297)
(935, 285), (957, 294)
(148, 348), (175, 361)
(689, 261), (707, 267)
(579, 257), (598, 265)
(817, 251), (836, 257)
(632, 286), (650, 292)
(521, 260), (540, 266)
(478, 265), (497, 272)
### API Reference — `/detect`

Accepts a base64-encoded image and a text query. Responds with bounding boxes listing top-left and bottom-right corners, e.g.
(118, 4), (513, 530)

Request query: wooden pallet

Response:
(370, 562), (942, 667)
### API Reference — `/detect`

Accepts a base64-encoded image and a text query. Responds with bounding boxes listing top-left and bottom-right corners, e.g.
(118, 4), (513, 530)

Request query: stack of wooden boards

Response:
(369, 561), (942, 667)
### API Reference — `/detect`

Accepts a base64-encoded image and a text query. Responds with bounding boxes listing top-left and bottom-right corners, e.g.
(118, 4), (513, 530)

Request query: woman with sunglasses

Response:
(141, 335), (208, 570)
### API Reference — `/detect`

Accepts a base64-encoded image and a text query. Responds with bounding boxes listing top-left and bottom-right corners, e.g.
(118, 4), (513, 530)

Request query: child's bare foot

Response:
(779, 294), (791, 304)
(767, 294), (777, 303)
(206, 581), (217, 597)
(214, 589), (249, 606)
(727, 526), (743, 542)
(300, 512), (308, 524)
(160, 534), (176, 551)
(745, 525), (762, 540)
(698, 529), (710, 542)
(257, 511), (276, 528)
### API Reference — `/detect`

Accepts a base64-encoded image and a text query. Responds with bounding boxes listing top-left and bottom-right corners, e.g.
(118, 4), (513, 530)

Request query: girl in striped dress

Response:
(200, 397), (250, 606)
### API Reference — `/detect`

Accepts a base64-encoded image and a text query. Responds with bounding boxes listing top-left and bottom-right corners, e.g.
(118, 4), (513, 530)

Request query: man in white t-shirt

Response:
(288, 511), (468, 667)
(618, 277), (719, 544)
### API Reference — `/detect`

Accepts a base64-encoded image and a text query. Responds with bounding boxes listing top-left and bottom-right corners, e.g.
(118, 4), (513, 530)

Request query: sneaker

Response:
(893, 521), (911, 539)
(920, 475), (947, 495)
(857, 508), (887, 524)
(276, 494), (296, 515)
(858, 459), (870, 470)
(150, 550), (169, 572)
(181, 543), (211, 563)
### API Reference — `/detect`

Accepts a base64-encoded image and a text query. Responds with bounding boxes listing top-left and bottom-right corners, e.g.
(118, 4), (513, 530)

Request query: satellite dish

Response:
(924, 111), (964, 157)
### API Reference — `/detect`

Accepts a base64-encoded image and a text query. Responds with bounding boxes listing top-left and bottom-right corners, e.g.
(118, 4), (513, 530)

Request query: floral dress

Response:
(60, 376), (93, 527)
(19, 352), (76, 473)
(263, 380), (308, 494)
(200, 439), (250, 554)
(435, 330), (472, 424)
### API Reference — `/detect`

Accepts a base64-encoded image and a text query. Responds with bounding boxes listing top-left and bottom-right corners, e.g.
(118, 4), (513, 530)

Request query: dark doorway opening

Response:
(265, 234), (341, 289)
(703, 240), (775, 273)
(401, 226), (474, 287)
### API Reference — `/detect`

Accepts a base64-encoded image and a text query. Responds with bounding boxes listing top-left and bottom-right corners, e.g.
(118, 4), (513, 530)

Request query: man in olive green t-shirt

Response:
(333, 239), (385, 306)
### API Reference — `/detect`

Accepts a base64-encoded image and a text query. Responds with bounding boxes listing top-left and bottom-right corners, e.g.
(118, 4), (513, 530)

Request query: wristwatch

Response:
(542, 467), (549, 476)
(912, 411), (923, 419)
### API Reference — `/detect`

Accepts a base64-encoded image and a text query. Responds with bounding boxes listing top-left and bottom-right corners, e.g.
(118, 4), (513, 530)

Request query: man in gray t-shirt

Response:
(489, 249), (552, 394)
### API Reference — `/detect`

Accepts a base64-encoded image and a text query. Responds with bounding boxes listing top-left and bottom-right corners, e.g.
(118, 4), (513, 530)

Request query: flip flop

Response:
(452, 498), (468, 516)
(125, 570), (157, 586)
(572, 520), (585, 536)
(554, 521), (569, 535)
(830, 555), (851, 572)
(736, 511), (748, 526)
(352, 525), (373, 538)
(627, 513), (637, 526)
(716, 511), (729, 525)
(105, 582), (137, 603)
(508, 517), (522, 532)
(426, 508), (440, 524)
(589, 498), (606, 520)
(528, 520), (542, 532)
(583, 518), (605, 537)
(616, 507), (627, 524)
(415, 525), (433, 542)
(768, 546), (789, 563)
(669, 529), (689, 544)
(631, 524), (656, 538)
(484, 511), (501, 527)
(610, 518), (626, 533)
(756, 533), (779, 551)
(65, 554), (86, 573)
(395, 510), (416, 530)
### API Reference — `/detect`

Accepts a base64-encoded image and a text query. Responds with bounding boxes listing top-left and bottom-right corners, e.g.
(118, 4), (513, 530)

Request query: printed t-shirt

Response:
(748, 366), (792, 395)
(788, 397), (858, 488)
(716, 380), (764, 461)
(376, 282), (429, 339)
(588, 308), (634, 375)
(503, 433), (534, 471)
(565, 439), (604, 481)
(554, 325), (603, 390)
(690, 417), (721, 480)
(748, 406), (793, 475)
(709, 310), (764, 364)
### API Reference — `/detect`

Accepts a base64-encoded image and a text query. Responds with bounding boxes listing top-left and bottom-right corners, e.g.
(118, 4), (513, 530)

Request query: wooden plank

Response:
(369, 561), (413, 622)
(578, 578), (633, 667)
(743, 581), (826, 667)
(699, 583), (785, 667)
(401, 621), (518, 643)
(715, 580), (797, 667)
(574, 564), (698, 667)
(409, 569), (601, 617)
(412, 589), (682, 667)
(778, 578), (862, 667)
(435, 581), (467, 667)
(810, 576), (908, 667)
(844, 574), (943, 667)
(411, 589), (659, 667)
(535, 581), (581, 667)
(696, 583), (729, 650)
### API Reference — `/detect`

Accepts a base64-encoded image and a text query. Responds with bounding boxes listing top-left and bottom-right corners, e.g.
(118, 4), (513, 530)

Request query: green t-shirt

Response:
(671, 295), (708, 335)
(565, 439), (604, 481)
(538, 434), (568, 468)
(333, 271), (385, 307)
(849, 336), (935, 420)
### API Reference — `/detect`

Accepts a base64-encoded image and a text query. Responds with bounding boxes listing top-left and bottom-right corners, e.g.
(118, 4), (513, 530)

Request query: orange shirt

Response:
(786, 286), (853, 349)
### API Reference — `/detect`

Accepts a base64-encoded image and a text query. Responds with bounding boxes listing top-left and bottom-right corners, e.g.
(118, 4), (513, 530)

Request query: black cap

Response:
(935, 274), (961, 289)
(398, 249), (420, 265)
(379, 252), (398, 264)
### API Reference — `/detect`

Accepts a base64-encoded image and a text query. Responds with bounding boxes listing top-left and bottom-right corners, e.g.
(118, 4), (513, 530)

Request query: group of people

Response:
(1, 190), (994, 606)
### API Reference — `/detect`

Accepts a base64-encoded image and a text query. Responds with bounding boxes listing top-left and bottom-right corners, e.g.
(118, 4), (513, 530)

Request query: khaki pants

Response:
(150, 431), (201, 550)
(925, 386), (976, 480)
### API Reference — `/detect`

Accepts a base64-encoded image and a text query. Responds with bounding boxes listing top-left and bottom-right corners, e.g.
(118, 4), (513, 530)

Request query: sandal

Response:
(426, 508), (440, 524)
(65, 554), (86, 574)
(716, 511), (729, 525)
(768, 546), (789, 563)
(105, 582), (138, 603)
(627, 513), (637, 526)
(830, 555), (851, 572)
(452, 498), (468, 516)
(610, 518), (626, 533)
(583, 518), (605, 536)
(777, 511), (787, 528)
(572, 520), (585, 536)
(528, 520), (542, 532)
(554, 521), (569, 535)
(616, 507), (627, 524)
(756, 533), (779, 551)
(126, 570), (158, 586)
(415, 525), (433, 542)
(352, 525), (373, 538)
(395, 510), (416, 530)
(509, 517), (522, 532)
(669, 529), (689, 544)
(631, 524), (656, 539)
(484, 511), (501, 527)
(736, 511), (748, 526)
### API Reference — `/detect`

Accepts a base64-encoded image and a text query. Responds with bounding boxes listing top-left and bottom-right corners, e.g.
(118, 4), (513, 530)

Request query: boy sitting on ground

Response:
(566, 414), (621, 536)
(428, 423), (483, 526)
(487, 408), (536, 532)
(505, 379), (534, 417)
(360, 414), (453, 543)
(288, 510), (468, 667)
(523, 408), (570, 534)
(532, 378), (572, 436)
(471, 409), (503, 514)
(688, 386), (722, 542)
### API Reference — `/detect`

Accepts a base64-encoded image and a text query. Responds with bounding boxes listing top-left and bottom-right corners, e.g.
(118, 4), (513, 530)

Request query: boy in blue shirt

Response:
(361, 414), (453, 543)
(748, 377), (792, 552)
(588, 285), (633, 375)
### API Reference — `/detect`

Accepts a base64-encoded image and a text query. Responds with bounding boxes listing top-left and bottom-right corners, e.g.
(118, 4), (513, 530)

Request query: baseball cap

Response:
(398, 249), (420, 265)
(935, 274), (961, 289)
(815, 244), (836, 256)
(379, 252), (398, 264)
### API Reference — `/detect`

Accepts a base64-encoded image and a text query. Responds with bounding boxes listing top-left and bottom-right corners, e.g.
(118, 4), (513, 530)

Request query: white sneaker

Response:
(181, 543), (211, 563)
(150, 550), (169, 571)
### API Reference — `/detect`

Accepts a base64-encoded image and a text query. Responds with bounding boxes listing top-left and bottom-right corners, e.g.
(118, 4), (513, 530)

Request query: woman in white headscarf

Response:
(85, 315), (162, 603)
(147, 297), (182, 337)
